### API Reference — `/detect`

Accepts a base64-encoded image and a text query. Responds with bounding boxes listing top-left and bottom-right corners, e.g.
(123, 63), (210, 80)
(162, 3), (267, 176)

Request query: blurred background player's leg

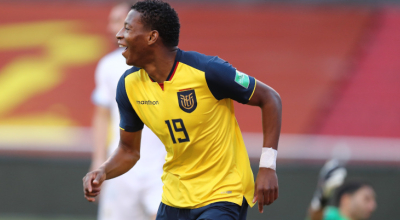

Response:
(98, 177), (147, 220)
(98, 173), (160, 220)
(141, 171), (165, 220)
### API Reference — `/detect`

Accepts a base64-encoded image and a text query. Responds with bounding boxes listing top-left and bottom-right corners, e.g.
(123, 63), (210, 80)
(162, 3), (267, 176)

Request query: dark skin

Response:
(83, 129), (142, 201)
(83, 9), (282, 213)
(308, 208), (324, 220)
(247, 81), (281, 212)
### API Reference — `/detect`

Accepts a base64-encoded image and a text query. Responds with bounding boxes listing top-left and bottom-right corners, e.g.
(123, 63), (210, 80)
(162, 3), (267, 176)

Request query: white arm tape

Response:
(259, 147), (278, 170)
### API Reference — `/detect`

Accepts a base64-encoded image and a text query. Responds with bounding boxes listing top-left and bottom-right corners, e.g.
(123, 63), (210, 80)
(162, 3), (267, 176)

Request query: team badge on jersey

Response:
(178, 89), (197, 113)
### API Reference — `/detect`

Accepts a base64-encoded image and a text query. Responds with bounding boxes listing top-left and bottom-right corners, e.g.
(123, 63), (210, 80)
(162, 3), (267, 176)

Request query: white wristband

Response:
(259, 148), (278, 170)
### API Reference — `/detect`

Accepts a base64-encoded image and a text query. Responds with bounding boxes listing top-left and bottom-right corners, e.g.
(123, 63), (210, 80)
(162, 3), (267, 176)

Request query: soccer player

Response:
(90, 2), (165, 220)
(83, 0), (282, 219)
(307, 160), (377, 220)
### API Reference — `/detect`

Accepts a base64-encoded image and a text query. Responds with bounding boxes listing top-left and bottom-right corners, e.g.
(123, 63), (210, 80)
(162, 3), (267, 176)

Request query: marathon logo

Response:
(136, 100), (159, 105)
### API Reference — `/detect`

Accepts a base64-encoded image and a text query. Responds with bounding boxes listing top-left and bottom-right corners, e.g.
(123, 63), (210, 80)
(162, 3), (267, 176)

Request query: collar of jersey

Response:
(148, 49), (182, 83)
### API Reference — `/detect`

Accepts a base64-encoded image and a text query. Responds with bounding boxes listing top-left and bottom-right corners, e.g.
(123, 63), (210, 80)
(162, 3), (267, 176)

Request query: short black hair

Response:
(335, 181), (372, 207)
(132, 0), (180, 47)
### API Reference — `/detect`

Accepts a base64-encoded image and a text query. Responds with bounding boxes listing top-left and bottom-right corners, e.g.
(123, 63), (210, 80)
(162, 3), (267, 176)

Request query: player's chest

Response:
(134, 80), (215, 116)
(129, 78), (216, 138)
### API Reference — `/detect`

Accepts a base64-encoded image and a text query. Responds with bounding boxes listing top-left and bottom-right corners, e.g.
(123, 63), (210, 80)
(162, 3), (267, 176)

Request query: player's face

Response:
(116, 10), (150, 66)
(350, 186), (377, 220)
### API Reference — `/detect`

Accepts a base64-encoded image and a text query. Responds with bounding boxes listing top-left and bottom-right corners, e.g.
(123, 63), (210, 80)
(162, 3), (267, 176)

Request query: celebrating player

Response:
(90, 2), (165, 220)
(307, 160), (377, 220)
(83, 0), (282, 219)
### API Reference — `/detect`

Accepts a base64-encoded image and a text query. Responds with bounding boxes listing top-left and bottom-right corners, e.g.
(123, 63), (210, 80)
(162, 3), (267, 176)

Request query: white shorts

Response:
(97, 169), (163, 220)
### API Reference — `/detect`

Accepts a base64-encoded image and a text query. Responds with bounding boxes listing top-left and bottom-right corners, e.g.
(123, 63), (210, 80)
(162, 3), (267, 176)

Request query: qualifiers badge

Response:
(178, 89), (197, 113)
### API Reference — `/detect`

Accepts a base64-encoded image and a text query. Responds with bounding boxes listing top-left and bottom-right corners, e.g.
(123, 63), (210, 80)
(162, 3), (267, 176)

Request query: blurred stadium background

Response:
(0, 0), (399, 219)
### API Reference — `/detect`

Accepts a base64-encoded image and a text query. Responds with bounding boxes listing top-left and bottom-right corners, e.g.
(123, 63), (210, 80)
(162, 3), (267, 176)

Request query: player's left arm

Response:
(247, 80), (282, 213)
(205, 57), (281, 212)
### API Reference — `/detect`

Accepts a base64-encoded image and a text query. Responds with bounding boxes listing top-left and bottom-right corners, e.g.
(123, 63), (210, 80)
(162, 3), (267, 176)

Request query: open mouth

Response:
(119, 44), (128, 52)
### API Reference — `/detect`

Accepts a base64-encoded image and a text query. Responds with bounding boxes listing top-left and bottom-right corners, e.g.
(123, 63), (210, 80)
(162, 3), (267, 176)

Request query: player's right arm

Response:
(83, 129), (142, 202)
(83, 71), (144, 202)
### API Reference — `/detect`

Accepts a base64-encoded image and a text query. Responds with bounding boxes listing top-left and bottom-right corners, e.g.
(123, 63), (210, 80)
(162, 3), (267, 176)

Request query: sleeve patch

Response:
(204, 56), (256, 104)
(234, 70), (250, 89)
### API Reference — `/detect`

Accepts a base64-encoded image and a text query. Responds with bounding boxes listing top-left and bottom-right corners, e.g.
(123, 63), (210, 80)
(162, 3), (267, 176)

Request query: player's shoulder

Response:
(178, 49), (221, 72)
(117, 66), (141, 95)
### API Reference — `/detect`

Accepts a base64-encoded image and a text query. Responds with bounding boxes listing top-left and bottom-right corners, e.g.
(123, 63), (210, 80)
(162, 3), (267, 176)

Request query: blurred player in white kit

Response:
(90, 2), (165, 220)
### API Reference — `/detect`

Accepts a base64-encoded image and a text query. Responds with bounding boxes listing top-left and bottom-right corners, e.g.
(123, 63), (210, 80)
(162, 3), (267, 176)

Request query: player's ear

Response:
(148, 30), (159, 45)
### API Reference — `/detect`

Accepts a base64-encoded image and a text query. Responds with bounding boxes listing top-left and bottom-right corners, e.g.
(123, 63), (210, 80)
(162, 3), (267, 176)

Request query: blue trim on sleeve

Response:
(116, 67), (144, 132)
(204, 57), (256, 104)
(177, 49), (256, 103)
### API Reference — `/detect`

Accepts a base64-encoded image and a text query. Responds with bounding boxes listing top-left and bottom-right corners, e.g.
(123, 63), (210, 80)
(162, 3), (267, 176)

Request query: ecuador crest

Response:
(177, 89), (197, 113)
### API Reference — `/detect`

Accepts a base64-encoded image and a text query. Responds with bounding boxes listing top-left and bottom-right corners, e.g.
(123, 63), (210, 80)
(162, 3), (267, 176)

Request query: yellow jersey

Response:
(116, 49), (257, 209)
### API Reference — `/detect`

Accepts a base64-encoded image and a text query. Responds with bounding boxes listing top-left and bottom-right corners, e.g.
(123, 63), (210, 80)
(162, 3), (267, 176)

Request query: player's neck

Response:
(340, 206), (357, 220)
(144, 47), (178, 84)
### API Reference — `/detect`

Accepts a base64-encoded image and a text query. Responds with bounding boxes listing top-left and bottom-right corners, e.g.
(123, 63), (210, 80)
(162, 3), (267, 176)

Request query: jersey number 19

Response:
(165, 119), (190, 144)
